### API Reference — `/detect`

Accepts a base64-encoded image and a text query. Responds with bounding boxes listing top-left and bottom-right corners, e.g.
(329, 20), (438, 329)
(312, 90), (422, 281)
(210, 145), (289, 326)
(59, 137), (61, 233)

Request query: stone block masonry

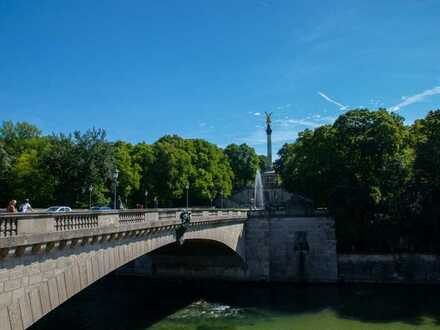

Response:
(245, 213), (338, 282)
(124, 213), (338, 283)
(338, 254), (440, 283)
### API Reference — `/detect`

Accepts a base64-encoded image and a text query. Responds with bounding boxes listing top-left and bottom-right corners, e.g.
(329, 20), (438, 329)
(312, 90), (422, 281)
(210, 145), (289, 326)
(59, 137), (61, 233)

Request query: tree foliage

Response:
(224, 143), (259, 191)
(276, 108), (437, 252)
(0, 123), (239, 209)
(150, 136), (233, 206)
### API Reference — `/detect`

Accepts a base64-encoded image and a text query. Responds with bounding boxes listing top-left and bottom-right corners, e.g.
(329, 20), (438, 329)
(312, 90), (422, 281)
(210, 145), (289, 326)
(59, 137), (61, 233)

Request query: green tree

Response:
(0, 121), (45, 206)
(0, 142), (12, 205)
(0, 121), (41, 156)
(409, 110), (440, 251)
(275, 125), (338, 208)
(413, 110), (440, 194)
(40, 129), (114, 208)
(276, 109), (413, 252)
(9, 137), (54, 206)
(131, 143), (156, 206)
(150, 135), (193, 206)
(224, 143), (259, 191)
(258, 154), (268, 172)
(148, 135), (233, 207)
(187, 139), (233, 204)
(113, 141), (141, 207)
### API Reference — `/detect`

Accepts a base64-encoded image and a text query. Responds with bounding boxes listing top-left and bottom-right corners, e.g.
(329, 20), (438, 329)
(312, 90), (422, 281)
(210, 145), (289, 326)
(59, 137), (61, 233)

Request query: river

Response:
(30, 275), (440, 330)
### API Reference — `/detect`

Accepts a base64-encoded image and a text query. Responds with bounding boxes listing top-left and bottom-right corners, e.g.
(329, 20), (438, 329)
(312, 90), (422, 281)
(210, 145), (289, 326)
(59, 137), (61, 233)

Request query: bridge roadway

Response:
(0, 208), (247, 330)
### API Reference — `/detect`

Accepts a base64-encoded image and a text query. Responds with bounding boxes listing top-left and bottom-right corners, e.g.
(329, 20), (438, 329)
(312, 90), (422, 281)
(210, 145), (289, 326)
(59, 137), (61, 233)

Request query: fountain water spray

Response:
(254, 169), (264, 209)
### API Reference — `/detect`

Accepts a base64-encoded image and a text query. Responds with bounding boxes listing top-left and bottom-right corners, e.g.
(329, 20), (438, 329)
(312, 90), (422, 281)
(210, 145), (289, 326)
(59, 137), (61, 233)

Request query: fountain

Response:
(221, 111), (313, 213)
(254, 169), (264, 209)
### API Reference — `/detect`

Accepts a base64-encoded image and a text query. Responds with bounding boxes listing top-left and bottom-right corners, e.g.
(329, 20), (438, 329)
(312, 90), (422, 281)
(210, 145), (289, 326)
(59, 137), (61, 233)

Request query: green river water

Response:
(31, 276), (440, 330)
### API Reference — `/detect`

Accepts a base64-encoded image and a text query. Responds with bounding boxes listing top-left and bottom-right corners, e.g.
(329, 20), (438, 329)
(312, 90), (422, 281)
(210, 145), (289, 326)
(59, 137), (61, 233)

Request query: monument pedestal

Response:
(262, 170), (278, 189)
(261, 170), (314, 215)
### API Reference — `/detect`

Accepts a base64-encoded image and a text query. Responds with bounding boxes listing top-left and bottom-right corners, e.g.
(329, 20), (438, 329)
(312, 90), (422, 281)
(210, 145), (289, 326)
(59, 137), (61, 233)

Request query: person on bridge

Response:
(7, 200), (17, 212)
(20, 198), (33, 213)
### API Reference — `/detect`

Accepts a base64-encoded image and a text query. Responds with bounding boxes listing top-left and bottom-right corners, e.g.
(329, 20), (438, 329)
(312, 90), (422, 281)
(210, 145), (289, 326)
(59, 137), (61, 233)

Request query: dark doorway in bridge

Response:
(119, 239), (247, 281)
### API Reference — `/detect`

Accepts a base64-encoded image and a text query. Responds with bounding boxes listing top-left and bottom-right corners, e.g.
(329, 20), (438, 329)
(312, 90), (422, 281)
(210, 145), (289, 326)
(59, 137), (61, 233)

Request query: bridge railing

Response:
(0, 208), (248, 238)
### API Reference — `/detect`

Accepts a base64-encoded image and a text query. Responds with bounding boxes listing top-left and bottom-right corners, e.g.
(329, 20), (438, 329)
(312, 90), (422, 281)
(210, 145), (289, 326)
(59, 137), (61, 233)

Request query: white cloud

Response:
(369, 99), (384, 108)
(285, 119), (321, 128)
(390, 86), (440, 112)
(318, 91), (349, 110)
(253, 112), (261, 116)
(320, 115), (337, 122)
(243, 114), (335, 146)
(276, 104), (291, 110)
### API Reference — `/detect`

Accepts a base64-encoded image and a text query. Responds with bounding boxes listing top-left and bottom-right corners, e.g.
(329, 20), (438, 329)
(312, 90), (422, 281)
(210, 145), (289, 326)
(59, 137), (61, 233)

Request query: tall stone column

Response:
(266, 123), (272, 170)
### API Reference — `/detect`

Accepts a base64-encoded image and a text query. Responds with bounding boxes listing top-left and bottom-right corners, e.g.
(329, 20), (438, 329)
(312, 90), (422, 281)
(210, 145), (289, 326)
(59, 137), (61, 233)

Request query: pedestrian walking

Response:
(20, 199), (33, 213)
(7, 200), (17, 213)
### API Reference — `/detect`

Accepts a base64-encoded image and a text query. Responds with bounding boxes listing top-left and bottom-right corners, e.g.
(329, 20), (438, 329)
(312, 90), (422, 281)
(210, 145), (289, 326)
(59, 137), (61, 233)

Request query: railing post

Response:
(16, 216), (55, 234)
(98, 213), (119, 227)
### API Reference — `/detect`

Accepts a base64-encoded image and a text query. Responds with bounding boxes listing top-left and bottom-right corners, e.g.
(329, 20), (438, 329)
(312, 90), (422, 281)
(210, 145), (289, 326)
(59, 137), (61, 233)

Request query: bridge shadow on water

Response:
(30, 275), (440, 330)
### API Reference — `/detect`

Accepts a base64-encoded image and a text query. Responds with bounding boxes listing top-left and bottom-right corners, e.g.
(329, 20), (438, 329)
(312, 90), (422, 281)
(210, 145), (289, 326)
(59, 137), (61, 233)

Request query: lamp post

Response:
(113, 169), (119, 209)
(221, 189), (224, 209)
(185, 182), (189, 210)
(88, 185), (93, 209)
(144, 190), (148, 209)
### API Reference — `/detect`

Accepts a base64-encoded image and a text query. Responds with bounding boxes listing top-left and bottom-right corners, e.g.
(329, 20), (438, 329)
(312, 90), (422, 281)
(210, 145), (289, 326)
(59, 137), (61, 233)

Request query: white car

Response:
(46, 206), (72, 213)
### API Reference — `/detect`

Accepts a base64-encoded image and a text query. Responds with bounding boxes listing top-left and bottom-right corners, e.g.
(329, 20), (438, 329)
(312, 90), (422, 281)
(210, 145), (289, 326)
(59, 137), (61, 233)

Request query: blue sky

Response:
(1, 1), (440, 154)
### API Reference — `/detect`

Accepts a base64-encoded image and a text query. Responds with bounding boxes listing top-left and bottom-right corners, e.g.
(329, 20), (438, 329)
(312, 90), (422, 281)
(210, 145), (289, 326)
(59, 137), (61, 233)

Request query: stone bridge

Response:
(0, 209), (247, 330)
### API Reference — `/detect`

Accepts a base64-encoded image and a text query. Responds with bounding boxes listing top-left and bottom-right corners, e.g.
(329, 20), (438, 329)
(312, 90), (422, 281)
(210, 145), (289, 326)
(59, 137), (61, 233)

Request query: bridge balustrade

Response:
(158, 210), (179, 221)
(0, 209), (247, 238)
(118, 211), (146, 224)
(54, 213), (99, 231)
(0, 216), (18, 237)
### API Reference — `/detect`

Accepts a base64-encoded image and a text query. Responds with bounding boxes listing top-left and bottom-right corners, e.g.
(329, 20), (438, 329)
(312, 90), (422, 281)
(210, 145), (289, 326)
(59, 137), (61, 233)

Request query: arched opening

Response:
(119, 239), (247, 280)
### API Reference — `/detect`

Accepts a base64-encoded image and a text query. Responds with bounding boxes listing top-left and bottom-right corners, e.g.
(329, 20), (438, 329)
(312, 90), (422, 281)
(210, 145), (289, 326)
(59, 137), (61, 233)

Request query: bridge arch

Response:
(122, 237), (247, 280)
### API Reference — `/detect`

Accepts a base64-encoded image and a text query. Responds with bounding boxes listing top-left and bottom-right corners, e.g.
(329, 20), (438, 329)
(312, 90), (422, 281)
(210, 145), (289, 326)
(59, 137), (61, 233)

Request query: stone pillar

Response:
(245, 214), (270, 281)
(266, 124), (272, 170)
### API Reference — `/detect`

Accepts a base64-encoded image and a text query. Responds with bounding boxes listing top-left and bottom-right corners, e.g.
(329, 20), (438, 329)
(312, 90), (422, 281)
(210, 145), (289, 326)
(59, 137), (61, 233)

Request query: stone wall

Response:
(124, 215), (338, 283)
(244, 216), (270, 281)
(120, 255), (247, 280)
(245, 214), (338, 282)
(338, 254), (440, 283)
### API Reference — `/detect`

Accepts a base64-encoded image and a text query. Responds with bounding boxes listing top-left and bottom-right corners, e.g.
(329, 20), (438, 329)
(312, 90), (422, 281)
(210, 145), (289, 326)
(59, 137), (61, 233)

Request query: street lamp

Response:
(185, 182), (190, 210)
(88, 185), (93, 209)
(113, 169), (119, 210)
(221, 189), (224, 209)
(144, 190), (148, 209)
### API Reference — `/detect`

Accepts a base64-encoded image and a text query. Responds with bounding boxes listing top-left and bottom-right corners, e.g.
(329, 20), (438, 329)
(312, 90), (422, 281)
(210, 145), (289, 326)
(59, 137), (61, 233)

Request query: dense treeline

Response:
(4, 109), (438, 253)
(276, 109), (440, 253)
(0, 121), (260, 209)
